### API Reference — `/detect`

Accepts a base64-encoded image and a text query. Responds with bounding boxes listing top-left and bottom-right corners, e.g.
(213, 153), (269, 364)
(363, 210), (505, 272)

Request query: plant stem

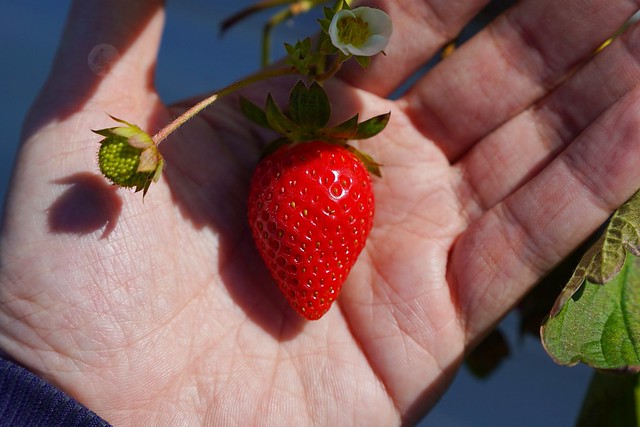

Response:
(153, 67), (296, 144)
(315, 55), (344, 82)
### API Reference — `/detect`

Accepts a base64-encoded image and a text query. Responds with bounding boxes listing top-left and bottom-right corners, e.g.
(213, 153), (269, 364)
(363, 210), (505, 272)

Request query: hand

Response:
(2, 1), (639, 425)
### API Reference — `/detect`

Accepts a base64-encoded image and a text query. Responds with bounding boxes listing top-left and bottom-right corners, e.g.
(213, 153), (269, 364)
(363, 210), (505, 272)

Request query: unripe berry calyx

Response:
(94, 116), (163, 196)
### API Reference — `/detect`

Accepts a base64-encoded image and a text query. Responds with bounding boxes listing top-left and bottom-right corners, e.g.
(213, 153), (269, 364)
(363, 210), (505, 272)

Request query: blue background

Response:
(0, 1), (592, 425)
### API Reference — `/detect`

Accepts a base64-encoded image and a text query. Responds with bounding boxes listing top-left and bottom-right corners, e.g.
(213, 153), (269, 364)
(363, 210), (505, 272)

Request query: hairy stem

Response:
(153, 67), (296, 144)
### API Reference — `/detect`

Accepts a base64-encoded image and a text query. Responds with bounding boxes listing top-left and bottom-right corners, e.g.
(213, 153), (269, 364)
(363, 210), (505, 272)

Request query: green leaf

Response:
(289, 80), (331, 129)
(541, 252), (640, 371)
(354, 112), (391, 139)
(240, 97), (271, 130)
(518, 243), (589, 338)
(265, 93), (299, 136)
(575, 371), (640, 427)
(550, 190), (640, 316)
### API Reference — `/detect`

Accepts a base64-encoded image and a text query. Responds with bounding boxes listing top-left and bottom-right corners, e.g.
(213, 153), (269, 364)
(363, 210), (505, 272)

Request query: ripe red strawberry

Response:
(242, 80), (388, 319)
(248, 141), (374, 320)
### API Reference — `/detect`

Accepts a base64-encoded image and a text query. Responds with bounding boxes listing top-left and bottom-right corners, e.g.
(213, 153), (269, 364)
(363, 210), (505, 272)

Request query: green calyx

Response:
(94, 116), (163, 196)
(240, 80), (389, 176)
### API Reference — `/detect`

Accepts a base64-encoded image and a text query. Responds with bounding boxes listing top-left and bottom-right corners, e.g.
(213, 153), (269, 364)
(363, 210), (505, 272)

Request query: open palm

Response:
(2, 1), (640, 425)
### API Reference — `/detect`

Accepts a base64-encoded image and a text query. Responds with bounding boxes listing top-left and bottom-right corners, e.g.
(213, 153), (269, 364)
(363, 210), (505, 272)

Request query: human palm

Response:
(2, 1), (640, 425)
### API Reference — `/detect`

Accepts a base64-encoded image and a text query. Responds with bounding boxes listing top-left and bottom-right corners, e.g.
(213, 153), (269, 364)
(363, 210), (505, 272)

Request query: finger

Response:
(456, 22), (640, 218)
(24, 1), (165, 135)
(451, 86), (640, 341)
(401, 0), (639, 161)
(337, 0), (491, 96)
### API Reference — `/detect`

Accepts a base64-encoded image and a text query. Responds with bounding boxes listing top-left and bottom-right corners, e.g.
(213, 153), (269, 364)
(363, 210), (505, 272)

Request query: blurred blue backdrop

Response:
(0, 1), (592, 425)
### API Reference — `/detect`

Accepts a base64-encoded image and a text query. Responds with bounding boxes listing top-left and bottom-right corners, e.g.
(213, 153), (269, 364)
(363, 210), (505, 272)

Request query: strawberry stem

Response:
(314, 55), (344, 82)
(153, 66), (297, 145)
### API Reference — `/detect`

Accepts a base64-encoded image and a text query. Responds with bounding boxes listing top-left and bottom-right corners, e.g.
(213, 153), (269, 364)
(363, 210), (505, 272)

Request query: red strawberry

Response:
(248, 141), (374, 320)
(242, 80), (388, 319)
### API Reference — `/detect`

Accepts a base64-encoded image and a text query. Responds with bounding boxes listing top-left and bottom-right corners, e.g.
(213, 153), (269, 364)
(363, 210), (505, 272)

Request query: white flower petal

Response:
(348, 34), (389, 57)
(353, 7), (392, 39)
(329, 10), (356, 55)
(328, 6), (392, 57)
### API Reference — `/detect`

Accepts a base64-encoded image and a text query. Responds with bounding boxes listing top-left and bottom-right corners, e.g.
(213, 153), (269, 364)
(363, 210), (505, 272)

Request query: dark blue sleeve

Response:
(0, 356), (111, 427)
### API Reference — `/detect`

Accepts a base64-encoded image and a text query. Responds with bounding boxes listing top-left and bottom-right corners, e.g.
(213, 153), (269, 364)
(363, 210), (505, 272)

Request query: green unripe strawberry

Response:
(94, 116), (163, 195)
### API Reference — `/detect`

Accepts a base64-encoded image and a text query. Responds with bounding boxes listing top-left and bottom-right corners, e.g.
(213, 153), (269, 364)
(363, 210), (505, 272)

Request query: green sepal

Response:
(319, 1), (349, 37)
(354, 55), (371, 69)
(347, 145), (382, 177)
(285, 38), (312, 75)
(318, 6), (338, 34)
(354, 112), (391, 139)
(240, 80), (387, 178)
(240, 97), (270, 129)
(284, 38), (327, 77)
(289, 80), (331, 129)
(318, 15), (331, 34)
(319, 36), (339, 55)
(322, 6), (335, 20)
(93, 115), (154, 149)
(265, 93), (300, 137)
(319, 114), (359, 140)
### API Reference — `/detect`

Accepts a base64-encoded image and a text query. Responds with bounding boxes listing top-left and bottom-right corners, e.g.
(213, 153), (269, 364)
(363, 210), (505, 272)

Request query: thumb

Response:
(24, 0), (165, 136)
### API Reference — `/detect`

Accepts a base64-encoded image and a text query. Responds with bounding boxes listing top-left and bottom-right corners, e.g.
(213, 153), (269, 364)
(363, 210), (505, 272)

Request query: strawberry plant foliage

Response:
(542, 190), (640, 371)
(542, 252), (640, 370)
(548, 190), (640, 318)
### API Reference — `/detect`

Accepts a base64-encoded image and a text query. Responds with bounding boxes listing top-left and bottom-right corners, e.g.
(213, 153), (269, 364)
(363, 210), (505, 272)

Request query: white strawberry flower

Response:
(329, 7), (392, 57)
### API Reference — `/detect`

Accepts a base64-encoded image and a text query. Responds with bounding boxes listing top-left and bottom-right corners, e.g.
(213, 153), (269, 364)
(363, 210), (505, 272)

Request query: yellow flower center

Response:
(337, 16), (371, 47)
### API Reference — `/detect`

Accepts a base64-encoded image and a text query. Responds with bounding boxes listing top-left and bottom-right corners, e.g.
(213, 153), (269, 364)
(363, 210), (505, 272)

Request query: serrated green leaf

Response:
(354, 112), (391, 139)
(265, 94), (299, 136)
(575, 371), (640, 427)
(541, 252), (640, 371)
(289, 80), (331, 129)
(240, 97), (271, 130)
(550, 190), (640, 316)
